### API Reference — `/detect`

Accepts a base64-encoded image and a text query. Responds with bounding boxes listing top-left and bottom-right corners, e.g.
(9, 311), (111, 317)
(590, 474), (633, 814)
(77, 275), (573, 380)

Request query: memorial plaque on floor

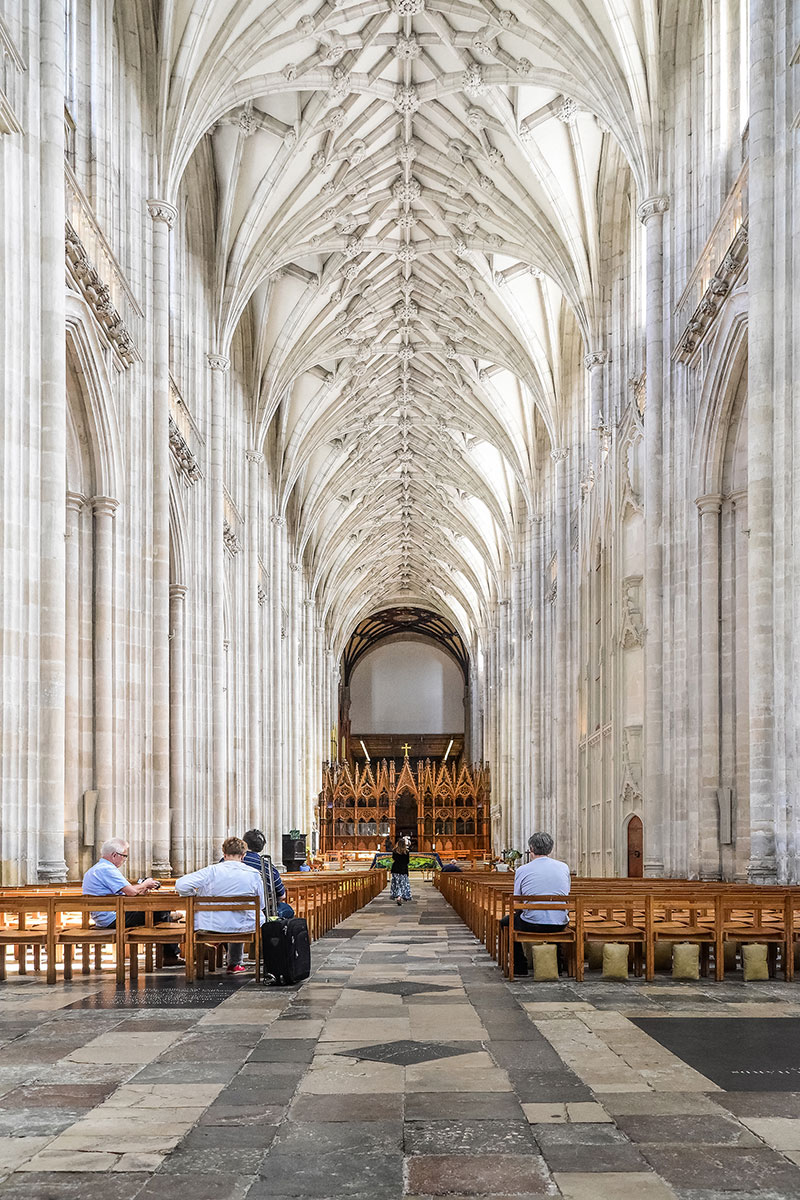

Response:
(633, 1017), (800, 1090)
(64, 975), (252, 1009)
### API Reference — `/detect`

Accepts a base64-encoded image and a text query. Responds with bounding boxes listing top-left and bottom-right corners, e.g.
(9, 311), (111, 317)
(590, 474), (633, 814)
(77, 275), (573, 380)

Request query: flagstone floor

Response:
(0, 885), (800, 1198)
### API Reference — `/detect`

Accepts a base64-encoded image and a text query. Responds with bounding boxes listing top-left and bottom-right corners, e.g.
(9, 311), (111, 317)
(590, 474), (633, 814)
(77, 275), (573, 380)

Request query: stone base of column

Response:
(747, 861), (778, 885)
(699, 870), (722, 882)
(151, 860), (173, 878)
(38, 859), (68, 883)
(643, 859), (665, 878)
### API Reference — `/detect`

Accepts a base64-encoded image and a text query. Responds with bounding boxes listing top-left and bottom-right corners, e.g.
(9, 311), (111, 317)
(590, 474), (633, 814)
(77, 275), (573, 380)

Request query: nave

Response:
(0, 884), (799, 1198)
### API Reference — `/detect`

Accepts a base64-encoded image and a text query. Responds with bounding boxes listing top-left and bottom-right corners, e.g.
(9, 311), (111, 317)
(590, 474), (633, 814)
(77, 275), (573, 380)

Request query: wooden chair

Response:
(506, 899), (577, 980)
(576, 893), (649, 981)
(192, 895), (261, 979)
(0, 897), (53, 982)
(714, 893), (791, 980)
(53, 896), (125, 984)
(120, 893), (191, 983)
(646, 895), (716, 979)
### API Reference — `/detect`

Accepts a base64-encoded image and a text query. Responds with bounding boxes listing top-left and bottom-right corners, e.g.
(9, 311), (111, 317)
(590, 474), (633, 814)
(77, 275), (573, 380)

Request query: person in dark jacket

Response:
(390, 838), (412, 906)
(241, 829), (294, 919)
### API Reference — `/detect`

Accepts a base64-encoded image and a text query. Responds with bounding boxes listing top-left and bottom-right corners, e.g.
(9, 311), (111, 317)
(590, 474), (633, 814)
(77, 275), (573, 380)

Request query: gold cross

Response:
(401, 742), (411, 758)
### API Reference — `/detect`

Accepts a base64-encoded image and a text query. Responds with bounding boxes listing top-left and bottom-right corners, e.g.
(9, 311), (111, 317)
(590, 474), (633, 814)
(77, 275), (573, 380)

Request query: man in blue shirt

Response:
(82, 838), (183, 966)
(241, 829), (294, 918)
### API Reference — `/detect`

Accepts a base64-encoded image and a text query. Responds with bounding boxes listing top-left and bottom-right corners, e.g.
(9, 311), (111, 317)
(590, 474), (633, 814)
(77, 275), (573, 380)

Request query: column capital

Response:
(66, 490), (86, 512)
(637, 195), (670, 225)
(583, 350), (609, 372)
(245, 449), (264, 465)
(169, 584), (188, 601)
(91, 495), (119, 517)
(270, 514), (286, 527)
(206, 353), (230, 372)
(550, 446), (569, 463)
(147, 198), (178, 228)
(696, 493), (723, 516)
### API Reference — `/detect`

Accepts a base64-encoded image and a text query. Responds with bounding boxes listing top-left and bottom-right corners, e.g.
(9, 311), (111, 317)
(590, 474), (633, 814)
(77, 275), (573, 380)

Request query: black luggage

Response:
(261, 916), (311, 985)
(258, 852), (311, 986)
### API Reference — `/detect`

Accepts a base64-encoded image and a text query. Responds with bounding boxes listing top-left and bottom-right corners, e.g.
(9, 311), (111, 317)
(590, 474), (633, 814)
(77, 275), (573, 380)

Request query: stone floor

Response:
(1, 885), (800, 1198)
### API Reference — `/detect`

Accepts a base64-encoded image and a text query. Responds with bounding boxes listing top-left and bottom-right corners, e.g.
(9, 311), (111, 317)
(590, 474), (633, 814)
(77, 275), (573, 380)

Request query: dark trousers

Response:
(500, 914), (568, 975)
(105, 910), (179, 958)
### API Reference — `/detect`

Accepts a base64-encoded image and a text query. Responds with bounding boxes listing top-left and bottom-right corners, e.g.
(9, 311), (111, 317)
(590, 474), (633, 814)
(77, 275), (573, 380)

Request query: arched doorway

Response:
(395, 792), (417, 848)
(627, 816), (643, 878)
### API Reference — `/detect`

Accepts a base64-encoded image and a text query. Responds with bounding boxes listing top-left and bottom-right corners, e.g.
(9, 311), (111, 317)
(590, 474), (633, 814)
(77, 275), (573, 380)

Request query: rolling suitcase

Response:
(259, 854), (311, 986)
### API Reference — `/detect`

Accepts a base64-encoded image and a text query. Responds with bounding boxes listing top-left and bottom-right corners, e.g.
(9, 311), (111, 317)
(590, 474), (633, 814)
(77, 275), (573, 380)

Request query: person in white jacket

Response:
(175, 836), (265, 974)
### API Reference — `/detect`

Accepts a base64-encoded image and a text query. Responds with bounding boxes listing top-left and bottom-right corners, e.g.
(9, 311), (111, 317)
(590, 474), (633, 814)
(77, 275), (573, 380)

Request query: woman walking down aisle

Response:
(390, 838), (412, 905)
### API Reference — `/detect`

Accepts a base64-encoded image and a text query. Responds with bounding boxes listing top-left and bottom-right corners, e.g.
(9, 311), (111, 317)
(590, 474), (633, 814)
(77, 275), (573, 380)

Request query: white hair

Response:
(101, 837), (128, 858)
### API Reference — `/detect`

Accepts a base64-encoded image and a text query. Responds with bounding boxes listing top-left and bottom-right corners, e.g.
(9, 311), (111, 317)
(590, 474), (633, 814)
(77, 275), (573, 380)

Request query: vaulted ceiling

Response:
(155, 0), (660, 649)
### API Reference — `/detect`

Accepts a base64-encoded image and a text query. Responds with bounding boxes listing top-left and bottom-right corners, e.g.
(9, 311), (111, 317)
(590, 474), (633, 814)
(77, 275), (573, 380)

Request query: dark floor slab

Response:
(256, 1149), (404, 1196)
(487, 1039), (571, 1074)
(63, 977), (252, 1010)
(404, 1118), (538, 1155)
(140, 1172), (254, 1200)
(181, 1123), (278, 1150)
(632, 1017), (800, 1091)
(158, 1147), (266, 1175)
(404, 1091), (527, 1121)
(349, 982), (454, 996)
(536, 1141), (650, 1173)
(640, 1146), (800, 1192)
(406, 1153), (555, 1195)
(0, 1175), (150, 1200)
(506, 1071), (594, 1103)
(712, 1091), (800, 1117)
(131, 1062), (241, 1085)
(0, 1107), (83, 1137)
(248, 1039), (318, 1064)
(335, 1039), (474, 1067)
(198, 1102), (287, 1126)
(270, 1120), (403, 1155)
(535, 1124), (629, 1149)
(614, 1113), (760, 1146)
(0, 1082), (118, 1109)
(289, 1093), (403, 1121)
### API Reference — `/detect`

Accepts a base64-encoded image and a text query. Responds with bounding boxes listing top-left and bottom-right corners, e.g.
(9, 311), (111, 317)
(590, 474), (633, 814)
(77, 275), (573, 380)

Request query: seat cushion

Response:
(602, 942), (629, 980)
(742, 943), (769, 981)
(532, 943), (559, 981)
(672, 942), (700, 980)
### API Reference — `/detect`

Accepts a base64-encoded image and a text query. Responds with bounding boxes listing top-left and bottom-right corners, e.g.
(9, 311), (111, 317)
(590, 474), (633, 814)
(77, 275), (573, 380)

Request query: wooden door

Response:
(627, 815), (643, 878)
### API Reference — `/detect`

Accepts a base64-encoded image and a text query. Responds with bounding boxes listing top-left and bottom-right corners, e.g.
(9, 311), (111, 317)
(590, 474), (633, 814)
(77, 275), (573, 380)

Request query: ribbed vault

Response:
(154, 0), (660, 648)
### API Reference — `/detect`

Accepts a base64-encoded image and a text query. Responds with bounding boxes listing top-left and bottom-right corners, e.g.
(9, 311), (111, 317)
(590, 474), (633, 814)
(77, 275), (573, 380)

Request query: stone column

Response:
(551, 447), (571, 862)
(91, 496), (119, 849)
(530, 515), (545, 826)
(147, 197), (178, 876)
(638, 194), (670, 877)
(510, 561), (524, 848)
(169, 584), (187, 873)
(246, 451), (263, 830)
(207, 353), (230, 856)
(64, 492), (85, 877)
(746, 0), (776, 882)
(269, 515), (286, 862)
(697, 495), (723, 878)
(37, 0), (68, 882)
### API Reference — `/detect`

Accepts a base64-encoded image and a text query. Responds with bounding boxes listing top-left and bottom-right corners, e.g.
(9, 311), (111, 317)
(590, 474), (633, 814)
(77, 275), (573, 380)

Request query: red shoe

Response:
(226, 964), (247, 974)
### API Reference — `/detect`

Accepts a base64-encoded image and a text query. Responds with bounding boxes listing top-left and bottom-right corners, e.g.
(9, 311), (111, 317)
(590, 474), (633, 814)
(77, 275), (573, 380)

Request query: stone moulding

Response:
(65, 220), (139, 366)
(168, 415), (201, 485)
(674, 220), (749, 363)
(0, 15), (24, 135)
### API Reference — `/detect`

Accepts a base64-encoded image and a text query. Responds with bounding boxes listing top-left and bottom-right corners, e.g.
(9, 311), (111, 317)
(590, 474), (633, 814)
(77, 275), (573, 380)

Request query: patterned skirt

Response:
(390, 873), (412, 900)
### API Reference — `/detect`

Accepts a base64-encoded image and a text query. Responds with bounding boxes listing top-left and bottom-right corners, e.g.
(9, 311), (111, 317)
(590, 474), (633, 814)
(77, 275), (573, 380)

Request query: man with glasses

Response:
(82, 837), (183, 966)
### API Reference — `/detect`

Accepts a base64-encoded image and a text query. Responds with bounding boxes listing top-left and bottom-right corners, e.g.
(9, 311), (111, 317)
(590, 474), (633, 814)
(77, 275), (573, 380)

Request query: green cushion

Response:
(602, 942), (629, 980)
(586, 942), (604, 970)
(654, 940), (674, 971)
(672, 942), (700, 980)
(742, 943), (769, 981)
(532, 943), (560, 981)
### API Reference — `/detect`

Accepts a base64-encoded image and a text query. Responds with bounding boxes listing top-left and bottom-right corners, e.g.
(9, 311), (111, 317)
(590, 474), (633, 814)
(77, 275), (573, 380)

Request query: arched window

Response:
(435, 818), (443, 836)
(444, 819), (453, 835)
(465, 817), (475, 835)
(424, 816), (433, 836)
(455, 817), (465, 835)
